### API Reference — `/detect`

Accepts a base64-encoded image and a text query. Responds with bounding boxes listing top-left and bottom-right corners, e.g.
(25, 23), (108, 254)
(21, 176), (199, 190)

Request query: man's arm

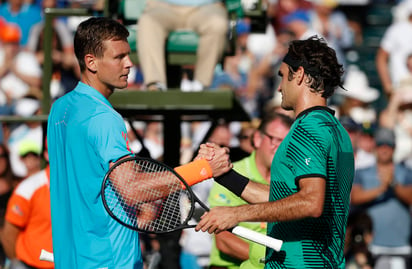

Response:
(376, 47), (393, 96)
(393, 184), (412, 205)
(1, 220), (20, 259)
(196, 177), (326, 233)
(215, 231), (249, 261)
(350, 183), (390, 205)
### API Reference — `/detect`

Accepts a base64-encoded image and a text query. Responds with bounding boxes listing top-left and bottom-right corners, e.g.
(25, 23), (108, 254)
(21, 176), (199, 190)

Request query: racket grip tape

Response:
(174, 159), (213, 187)
(231, 226), (283, 252)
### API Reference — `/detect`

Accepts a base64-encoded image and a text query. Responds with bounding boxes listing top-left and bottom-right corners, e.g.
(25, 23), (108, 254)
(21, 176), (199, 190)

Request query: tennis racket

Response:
(101, 156), (283, 251)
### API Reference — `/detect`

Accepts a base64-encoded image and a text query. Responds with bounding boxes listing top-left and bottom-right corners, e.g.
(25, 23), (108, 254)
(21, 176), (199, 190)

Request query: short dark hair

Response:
(283, 36), (344, 99)
(74, 17), (129, 71)
(250, 111), (294, 148)
(257, 111), (294, 134)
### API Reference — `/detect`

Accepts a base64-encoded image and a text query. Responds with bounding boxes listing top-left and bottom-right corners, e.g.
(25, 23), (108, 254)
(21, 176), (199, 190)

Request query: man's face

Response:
(255, 119), (290, 169)
(95, 39), (132, 90)
(277, 63), (298, 111)
(376, 144), (394, 164)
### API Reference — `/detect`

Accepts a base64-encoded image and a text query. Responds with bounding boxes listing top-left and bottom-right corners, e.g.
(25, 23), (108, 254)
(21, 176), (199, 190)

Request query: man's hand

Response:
(195, 206), (240, 234)
(195, 142), (232, 177)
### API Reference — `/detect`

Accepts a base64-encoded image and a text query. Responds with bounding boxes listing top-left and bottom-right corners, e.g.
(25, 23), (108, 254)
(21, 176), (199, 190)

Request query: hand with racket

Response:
(101, 156), (283, 251)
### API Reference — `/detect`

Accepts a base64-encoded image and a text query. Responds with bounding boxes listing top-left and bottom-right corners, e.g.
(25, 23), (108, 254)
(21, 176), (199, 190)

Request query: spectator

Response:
(26, 0), (79, 97)
(1, 139), (51, 269)
(137, 0), (228, 91)
(345, 211), (374, 269)
(339, 115), (374, 170)
(350, 127), (412, 269)
(0, 0), (42, 46)
(376, 2), (412, 97)
(267, 0), (313, 34)
(17, 139), (42, 178)
(229, 119), (260, 162)
(336, 65), (380, 127)
(208, 111), (292, 269)
(0, 144), (15, 268)
(0, 23), (43, 101)
(282, 9), (320, 40)
(246, 30), (295, 118)
(308, 0), (354, 68)
(7, 98), (43, 179)
(379, 84), (412, 165)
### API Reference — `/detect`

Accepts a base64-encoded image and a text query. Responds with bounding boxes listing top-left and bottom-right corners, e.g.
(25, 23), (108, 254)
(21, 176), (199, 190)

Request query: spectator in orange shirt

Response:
(1, 140), (52, 269)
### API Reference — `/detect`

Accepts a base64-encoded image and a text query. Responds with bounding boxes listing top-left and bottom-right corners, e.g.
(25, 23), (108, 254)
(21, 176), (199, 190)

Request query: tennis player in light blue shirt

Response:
(47, 18), (143, 268)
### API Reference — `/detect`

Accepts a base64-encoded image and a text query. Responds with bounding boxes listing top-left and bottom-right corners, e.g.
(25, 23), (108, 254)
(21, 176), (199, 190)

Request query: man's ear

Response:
(252, 130), (262, 149)
(85, 54), (97, 72)
(296, 66), (305, 85)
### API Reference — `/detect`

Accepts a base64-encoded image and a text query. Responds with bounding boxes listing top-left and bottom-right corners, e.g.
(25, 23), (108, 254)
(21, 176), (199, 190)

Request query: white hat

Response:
(14, 98), (40, 117)
(338, 66), (380, 103)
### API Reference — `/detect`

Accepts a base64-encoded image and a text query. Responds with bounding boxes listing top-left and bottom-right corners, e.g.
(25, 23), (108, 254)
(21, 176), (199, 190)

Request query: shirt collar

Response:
(74, 82), (114, 109)
(295, 106), (335, 119)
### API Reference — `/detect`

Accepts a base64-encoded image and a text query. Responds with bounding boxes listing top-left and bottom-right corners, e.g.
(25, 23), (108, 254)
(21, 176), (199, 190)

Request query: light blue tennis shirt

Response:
(47, 82), (143, 268)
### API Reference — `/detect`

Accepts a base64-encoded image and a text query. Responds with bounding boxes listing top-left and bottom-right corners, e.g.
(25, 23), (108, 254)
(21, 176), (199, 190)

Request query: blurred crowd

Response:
(0, 0), (412, 268)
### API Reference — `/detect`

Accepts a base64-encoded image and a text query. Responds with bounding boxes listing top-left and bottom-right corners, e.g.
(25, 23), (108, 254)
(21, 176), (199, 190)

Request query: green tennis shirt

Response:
(265, 106), (354, 269)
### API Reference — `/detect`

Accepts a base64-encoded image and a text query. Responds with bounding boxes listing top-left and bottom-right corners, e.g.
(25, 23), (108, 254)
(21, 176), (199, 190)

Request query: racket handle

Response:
(231, 226), (283, 252)
(39, 249), (54, 262)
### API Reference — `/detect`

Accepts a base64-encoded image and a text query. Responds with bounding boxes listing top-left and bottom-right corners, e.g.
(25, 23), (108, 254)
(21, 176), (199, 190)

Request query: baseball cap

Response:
(0, 23), (21, 43)
(18, 139), (41, 157)
(283, 10), (310, 25)
(374, 127), (395, 147)
(340, 116), (360, 132)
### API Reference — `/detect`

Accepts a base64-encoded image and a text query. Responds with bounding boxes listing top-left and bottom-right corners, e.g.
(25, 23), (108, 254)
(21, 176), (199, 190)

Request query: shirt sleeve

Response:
(88, 112), (133, 165)
(288, 120), (329, 182)
(5, 192), (30, 228)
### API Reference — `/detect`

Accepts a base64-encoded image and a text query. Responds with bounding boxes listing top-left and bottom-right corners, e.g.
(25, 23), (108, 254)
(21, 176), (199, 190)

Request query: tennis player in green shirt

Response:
(196, 36), (355, 268)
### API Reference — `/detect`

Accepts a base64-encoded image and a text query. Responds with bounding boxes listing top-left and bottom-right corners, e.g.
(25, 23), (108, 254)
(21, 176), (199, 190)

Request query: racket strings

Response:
(103, 159), (191, 232)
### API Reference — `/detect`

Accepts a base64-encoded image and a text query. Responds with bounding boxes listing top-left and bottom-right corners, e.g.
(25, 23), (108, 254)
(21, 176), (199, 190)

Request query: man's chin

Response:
(114, 82), (129, 90)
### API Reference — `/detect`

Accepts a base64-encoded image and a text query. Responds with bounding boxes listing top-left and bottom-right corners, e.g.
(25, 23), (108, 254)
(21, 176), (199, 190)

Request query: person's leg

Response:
(186, 3), (228, 88)
(137, 1), (180, 89)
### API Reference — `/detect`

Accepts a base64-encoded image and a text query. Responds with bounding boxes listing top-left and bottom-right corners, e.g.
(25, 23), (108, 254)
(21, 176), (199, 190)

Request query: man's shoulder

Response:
(14, 170), (48, 200)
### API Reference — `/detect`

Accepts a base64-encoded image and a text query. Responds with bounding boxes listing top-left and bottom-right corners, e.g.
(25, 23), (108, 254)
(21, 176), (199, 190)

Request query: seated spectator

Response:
(336, 65), (380, 126)
(17, 139), (42, 179)
(0, 143), (15, 268)
(308, 0), (354, 68)
(26, 0), (80, 97)
(230, 119), (260, 162)
(0, 24), (43, 101)
(7, 98), (43, 179)
(379, 84), (412, 165)
(346, 211), (374, 269)
(1, 140), (52, 269)
(376, 3), (412, 97)
(351, 127), (412, 269)
(246, 29), (295, 118)
(0, 0), (42, 46)
(137, 0), (228, 91)
(267, 0), (313, 34)
(282, 9), (320, 40)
